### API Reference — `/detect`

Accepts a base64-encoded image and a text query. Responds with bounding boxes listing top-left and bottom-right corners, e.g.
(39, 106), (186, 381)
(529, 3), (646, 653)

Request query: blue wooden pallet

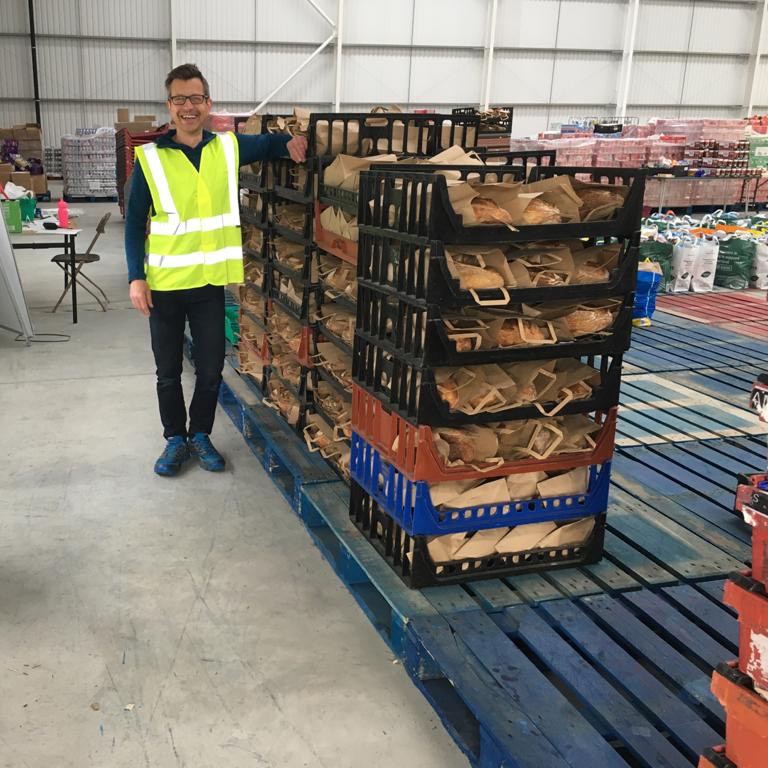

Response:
(625, 311), (768, 374)
(209, 319), (756, 767)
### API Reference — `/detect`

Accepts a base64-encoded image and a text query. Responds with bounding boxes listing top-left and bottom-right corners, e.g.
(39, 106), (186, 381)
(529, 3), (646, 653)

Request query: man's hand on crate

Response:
(129, 279), (153, 317)
(286, 136), (308, 163)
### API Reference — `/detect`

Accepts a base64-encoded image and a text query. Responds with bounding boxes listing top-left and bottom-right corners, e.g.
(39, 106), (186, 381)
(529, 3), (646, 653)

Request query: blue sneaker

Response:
(154, 436), (190, 477)
(188, 433), (225, 472)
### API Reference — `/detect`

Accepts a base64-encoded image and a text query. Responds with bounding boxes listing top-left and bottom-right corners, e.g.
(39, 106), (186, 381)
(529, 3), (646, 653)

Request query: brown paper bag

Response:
(324, 153), (398, 191)
(495, 521), (557, 553)
(427, 533), (470, 563)
(441, 477), (510, 509)
(536, 517), (596, 548)
(430, 478), (483, 508)
(433, 425), (500, 468)
(519, 175), (583, 222)
(537, 466), (589, 497)
(571, 243), (620, 284)
(452, 527), (510, 559)
(501, 360), (557, 404)
(506, 471), (548, 499)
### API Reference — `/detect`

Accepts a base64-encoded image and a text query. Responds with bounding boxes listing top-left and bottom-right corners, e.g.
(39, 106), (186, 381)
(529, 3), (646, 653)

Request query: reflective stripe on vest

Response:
(136, 132), (244, 291)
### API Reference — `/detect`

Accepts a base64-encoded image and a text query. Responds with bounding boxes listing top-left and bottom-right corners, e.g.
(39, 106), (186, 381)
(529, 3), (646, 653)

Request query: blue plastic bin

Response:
(350, 431), (611, 537)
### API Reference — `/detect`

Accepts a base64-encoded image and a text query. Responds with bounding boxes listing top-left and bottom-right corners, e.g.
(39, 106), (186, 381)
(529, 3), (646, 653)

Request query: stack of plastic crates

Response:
(698, 491), (768, 768)
(348, 163), (647, 587)
(298, 111), (482, 481)
(116, 126), (167, 216)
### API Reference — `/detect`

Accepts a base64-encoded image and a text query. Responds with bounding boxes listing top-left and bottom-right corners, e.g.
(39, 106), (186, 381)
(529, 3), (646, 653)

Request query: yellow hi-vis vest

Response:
(135, 132), (244, 291)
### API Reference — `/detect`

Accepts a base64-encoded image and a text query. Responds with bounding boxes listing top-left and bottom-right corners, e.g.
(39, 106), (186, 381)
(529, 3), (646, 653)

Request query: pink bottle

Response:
(57, 199), (69, 228)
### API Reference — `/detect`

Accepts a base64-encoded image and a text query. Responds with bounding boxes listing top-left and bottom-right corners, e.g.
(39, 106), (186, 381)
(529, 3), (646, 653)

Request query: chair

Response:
(51, 212), (111, 313)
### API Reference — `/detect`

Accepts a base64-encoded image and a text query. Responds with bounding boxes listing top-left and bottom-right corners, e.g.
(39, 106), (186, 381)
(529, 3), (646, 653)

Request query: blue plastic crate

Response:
(350, 432), (611, 537)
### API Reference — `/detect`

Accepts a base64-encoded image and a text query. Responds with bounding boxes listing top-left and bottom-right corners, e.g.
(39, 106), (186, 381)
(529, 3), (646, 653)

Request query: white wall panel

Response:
(1, 0), (29, 34)
(34, 0), (80, 36)
(0, 37), (34, 98)
(556, 0), (626, 51)
(345, 0), (414, 45)
(412, 0), (487, 47)
(496, 0), (559, 48)
(80, 41), (169, 102)
(550, 52), (617, 104)
(629, 54), (687, 104)
(635, 0), (694, 52)
(38, 38), (84, 100)
(690, 2), (753, 54)
(80, 0), (169, 39)
(342, 50), (411, 104)
(681, 55), (745, 105)
(409, 49), (484, 104)
(256, 0), (336, 44)
(751, 59), (768, 108)
(491, 51), (555, 103)
(510, 105), (554, 137)
(178, 43), (256, 103)
(177, 0), (256, 42)
(255, 46), (334, 104)
(0, 101), (35, 131)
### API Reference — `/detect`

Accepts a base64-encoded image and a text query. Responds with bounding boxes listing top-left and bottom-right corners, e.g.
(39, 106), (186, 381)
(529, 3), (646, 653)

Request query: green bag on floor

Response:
(639, 239), (673, 293)
(714, 236), (754, 290)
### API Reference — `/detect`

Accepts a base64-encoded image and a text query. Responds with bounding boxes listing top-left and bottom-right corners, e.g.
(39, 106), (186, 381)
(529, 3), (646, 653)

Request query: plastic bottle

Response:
(57, 199), (69, 228)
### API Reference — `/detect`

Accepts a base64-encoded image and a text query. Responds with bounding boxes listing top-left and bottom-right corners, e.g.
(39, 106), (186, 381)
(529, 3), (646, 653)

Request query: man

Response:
(125, 63), (307, 476)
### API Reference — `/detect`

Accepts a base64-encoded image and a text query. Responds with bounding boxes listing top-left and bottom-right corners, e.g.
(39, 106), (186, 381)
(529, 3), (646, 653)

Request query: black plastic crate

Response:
(269, 266), (319, 322)
(240, 165), (271, 194)
(355, 281), (634, 366)
(352, 332), (622, 426)
(317, 159), (526, 219)
(240, 197), (270, 231)
(357, 232), (638, 309)
(315, 299), (356, 358)
(273, 156), (315, 205)
(269, 237), (318, 284)
(308, 111), (480, 158)
(473, 148), (557, 169)
(453, 106), (513, 136)
(272, 199), (314, 245)
(358, 166), (647, 245)
(349, 481), (606, 589)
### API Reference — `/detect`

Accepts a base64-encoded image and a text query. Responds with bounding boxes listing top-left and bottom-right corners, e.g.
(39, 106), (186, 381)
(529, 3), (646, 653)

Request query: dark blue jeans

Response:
(149, 284), (224, 439)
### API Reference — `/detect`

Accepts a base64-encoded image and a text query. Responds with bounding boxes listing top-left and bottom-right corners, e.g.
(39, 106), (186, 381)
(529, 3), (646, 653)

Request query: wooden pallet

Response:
(196, 313), (764, 767)
(656, 290), (768, 325)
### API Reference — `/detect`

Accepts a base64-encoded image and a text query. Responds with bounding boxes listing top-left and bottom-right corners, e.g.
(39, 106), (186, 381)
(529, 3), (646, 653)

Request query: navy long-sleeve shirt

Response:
(125, 129), (291, 282)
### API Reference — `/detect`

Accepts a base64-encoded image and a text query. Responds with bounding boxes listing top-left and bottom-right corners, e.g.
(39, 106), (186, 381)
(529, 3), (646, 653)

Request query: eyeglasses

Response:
(169, 94), (208, 106)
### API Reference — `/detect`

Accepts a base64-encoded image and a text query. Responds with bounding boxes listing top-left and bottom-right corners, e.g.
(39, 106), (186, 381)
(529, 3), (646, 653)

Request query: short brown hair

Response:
(165, 63), (210, 97)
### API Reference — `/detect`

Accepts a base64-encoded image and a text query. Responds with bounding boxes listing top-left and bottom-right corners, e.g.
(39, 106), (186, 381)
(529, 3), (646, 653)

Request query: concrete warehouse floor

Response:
(0, 187), (467, 768)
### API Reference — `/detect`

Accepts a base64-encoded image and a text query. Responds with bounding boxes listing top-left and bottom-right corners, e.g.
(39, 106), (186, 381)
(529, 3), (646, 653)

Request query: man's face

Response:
(167, 77), (211, 135)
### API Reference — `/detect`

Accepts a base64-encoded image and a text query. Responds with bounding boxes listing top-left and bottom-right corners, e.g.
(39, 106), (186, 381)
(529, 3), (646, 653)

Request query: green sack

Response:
(639, 239), (673, 293)
(714, 237), (754, 290)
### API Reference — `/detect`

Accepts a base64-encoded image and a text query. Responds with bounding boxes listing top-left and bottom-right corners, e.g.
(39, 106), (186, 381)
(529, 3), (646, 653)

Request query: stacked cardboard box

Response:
(114, 107), (158, 134)
(0, 124), (48, 196)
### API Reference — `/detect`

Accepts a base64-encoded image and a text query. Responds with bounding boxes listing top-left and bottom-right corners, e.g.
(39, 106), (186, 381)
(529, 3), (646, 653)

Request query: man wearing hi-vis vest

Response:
(125, 63), (307, 476)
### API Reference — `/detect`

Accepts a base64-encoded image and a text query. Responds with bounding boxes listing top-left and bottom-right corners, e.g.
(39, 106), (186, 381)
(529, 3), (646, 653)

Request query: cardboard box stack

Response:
(114, 107), (157, 134)
(62, 127), (118, 200)
(699, 493), (768, 768)
(0, 124), (48, 197)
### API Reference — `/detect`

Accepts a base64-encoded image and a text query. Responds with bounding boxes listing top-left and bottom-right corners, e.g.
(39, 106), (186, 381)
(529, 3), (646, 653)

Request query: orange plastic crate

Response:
(351, 384), (617, 483)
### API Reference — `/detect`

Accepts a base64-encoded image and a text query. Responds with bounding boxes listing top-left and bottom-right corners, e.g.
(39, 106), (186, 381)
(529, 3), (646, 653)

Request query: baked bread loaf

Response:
(521, 198), (562, 225)
(455, 264), (505, 290)
(565, 307), (614, 335)
(437, 428), (476, 463)
(471, 197), (514, 225)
